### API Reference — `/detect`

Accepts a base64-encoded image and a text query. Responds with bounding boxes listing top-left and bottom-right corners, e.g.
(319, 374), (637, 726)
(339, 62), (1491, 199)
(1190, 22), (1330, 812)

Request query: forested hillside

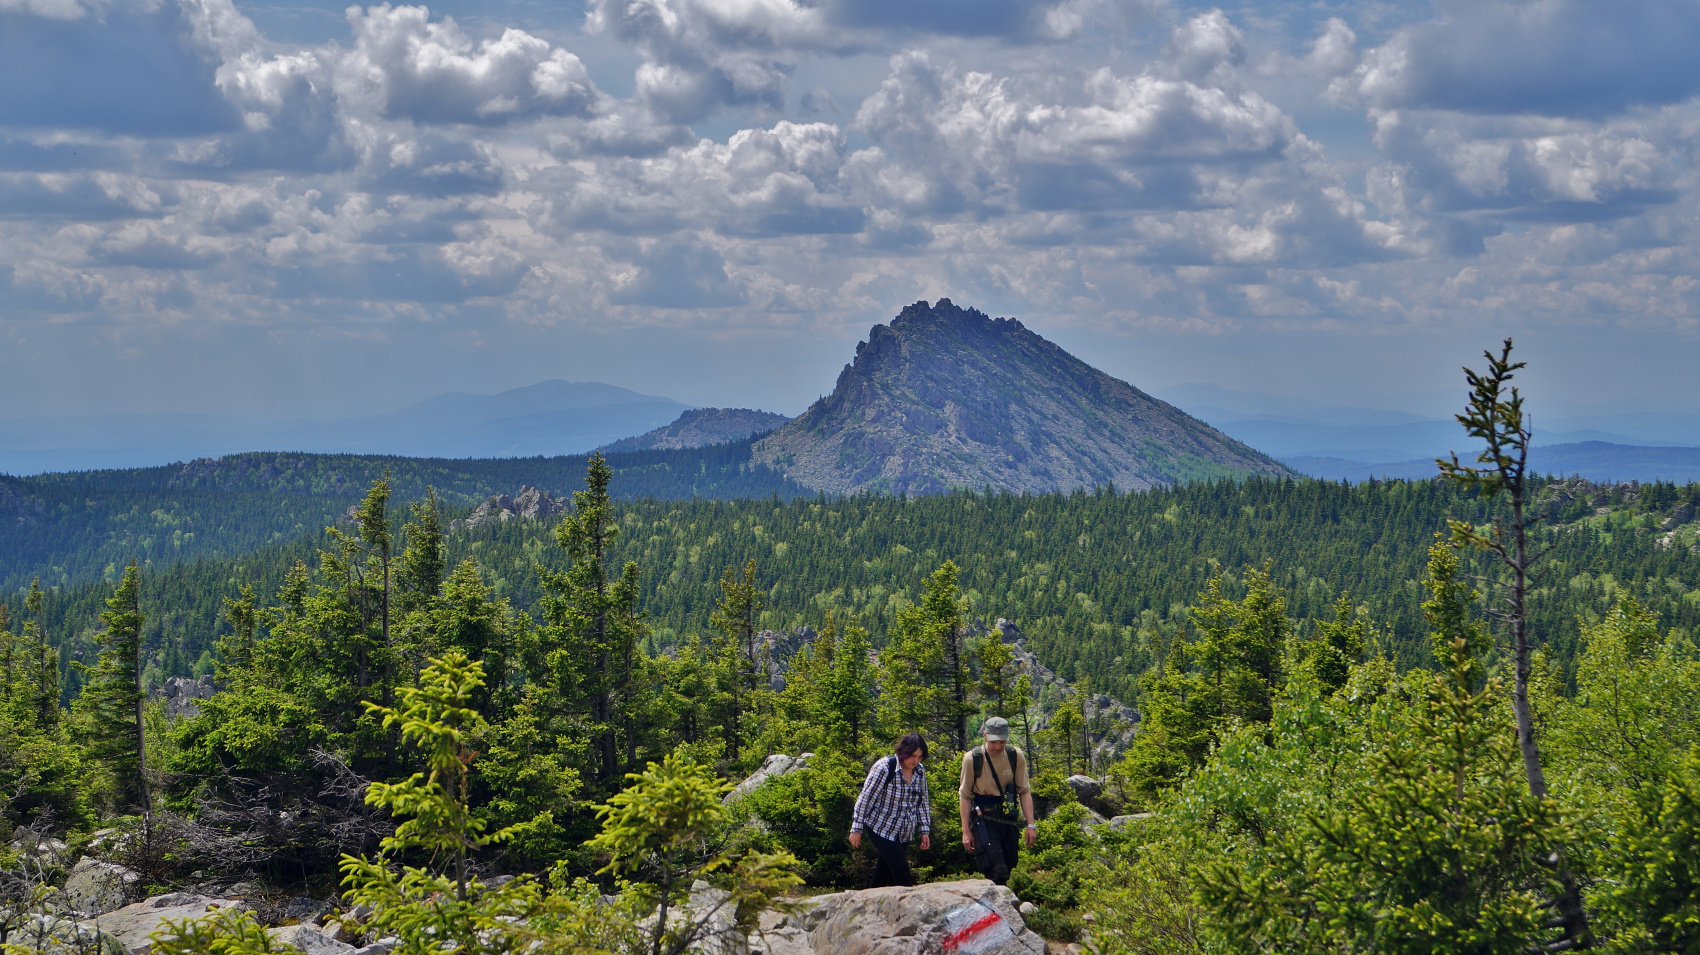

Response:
(0, 441), (807, 596)
(28, 472), (1700, 704)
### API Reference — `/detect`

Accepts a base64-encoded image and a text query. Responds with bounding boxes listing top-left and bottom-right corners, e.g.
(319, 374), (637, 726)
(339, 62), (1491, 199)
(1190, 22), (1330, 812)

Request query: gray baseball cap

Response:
(981, 717), (1011, 741)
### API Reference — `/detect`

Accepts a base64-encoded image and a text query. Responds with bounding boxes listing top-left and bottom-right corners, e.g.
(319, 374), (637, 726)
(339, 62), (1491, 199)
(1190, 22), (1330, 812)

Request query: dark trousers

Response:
(971, 797), (1022, 885)
(867, 831), (913, 888)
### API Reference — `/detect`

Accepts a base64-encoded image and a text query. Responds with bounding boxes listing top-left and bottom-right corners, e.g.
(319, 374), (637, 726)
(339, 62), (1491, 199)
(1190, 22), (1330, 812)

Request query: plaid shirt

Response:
(851, 756), (932, 843)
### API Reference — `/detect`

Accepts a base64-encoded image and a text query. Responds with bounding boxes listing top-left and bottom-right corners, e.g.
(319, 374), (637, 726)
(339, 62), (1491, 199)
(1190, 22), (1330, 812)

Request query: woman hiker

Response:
(848, 731), (933, 888)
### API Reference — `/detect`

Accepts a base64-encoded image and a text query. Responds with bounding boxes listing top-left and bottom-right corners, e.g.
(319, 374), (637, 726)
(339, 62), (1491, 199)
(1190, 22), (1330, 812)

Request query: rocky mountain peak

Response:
(753, 299), (1294, 495)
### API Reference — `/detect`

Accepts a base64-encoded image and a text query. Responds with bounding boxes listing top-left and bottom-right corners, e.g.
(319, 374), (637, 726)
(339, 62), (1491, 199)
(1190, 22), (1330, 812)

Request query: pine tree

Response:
(74, 563), (150, 815)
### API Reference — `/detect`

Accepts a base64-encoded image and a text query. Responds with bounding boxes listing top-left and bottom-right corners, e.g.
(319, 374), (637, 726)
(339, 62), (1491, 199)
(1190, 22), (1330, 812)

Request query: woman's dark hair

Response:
(895, 731), (928, 761)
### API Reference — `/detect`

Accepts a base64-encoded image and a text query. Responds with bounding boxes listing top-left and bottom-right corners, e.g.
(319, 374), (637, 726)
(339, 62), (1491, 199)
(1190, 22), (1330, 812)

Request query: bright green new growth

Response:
(352, 652), (542, 899)
(587, 752), (801, 955)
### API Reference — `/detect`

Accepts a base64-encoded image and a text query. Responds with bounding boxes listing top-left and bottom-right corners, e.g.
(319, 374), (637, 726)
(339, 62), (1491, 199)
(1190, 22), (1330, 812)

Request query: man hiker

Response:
(958, 716), (1036, 885)
(850, 731), (933, 887)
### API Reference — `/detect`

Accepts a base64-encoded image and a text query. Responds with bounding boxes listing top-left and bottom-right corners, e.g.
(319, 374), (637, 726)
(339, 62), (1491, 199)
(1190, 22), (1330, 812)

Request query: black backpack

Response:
(971, 745), (1024, 796)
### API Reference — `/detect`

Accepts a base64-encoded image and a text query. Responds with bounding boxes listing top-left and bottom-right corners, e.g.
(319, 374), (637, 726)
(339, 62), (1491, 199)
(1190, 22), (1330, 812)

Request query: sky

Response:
(2, 0), (1698, 421)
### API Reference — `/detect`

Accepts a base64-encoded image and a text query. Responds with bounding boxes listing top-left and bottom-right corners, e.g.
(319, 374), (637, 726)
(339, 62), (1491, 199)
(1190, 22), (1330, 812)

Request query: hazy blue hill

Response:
(1288, 442), (1700, 483)
(601, 407), (792, 453)
(1157, 384), (1700, 472)
(0, 380), (692, 474)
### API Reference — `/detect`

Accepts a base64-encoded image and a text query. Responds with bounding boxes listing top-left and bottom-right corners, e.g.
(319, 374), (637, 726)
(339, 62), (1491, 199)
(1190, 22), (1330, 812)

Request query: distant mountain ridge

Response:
(0, 380), (691, 474)
(752, 299), (1294, 495)
(1289, 442), (1700, 484)
(601, 407), (791, 453)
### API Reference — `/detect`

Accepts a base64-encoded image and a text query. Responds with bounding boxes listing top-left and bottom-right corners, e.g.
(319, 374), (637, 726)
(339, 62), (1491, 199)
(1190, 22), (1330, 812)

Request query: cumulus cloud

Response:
(850, 43), (1305, 220)
(344, 4), (602, 125)
(1350, 0), (1700, 118)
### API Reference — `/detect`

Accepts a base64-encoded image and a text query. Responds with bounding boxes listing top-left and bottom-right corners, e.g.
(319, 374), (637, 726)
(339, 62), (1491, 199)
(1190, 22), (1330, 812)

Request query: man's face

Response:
(985, 738), (1007, 755)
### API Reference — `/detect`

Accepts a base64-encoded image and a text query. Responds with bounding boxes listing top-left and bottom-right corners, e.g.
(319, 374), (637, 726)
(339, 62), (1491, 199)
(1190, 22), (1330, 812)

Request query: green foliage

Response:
(586, 752), (801, 955)
(1189, 665), (1567, 953)
(1112, 566), (1290, 803)
(71, 564), (148, 814)
(736, 751), (865, 885)
(1084, 822), (1209, 955)
(1547, 598), (1700, 952)
(1010, 801), (1094, 913)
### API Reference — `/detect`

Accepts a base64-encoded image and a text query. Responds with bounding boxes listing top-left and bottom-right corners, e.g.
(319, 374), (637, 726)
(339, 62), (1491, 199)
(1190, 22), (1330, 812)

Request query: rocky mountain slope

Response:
(601, 407), (791, 453)
(752, 299), (1294, 494)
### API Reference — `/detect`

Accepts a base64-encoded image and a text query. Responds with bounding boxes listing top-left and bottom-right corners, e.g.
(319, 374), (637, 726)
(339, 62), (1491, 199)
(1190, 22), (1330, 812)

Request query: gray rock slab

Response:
(94, 895), (247, 955)
(768, 879), (1045, 955)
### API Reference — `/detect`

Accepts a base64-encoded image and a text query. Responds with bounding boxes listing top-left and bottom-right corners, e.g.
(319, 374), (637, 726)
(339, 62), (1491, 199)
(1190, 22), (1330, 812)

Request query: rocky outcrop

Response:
(980, 619), (1140, 764)
(62, 859), (140, 916)
(168, 455), (314, 491)
(452, 486), (565, 531)
(753, 299), (1294, 496)
(0, 478), (47, 527)
(603, 409), (792, 454)
(725, 753), (813, 804)
(150, 675), (216, 720)
(752, 879), (1044, 955)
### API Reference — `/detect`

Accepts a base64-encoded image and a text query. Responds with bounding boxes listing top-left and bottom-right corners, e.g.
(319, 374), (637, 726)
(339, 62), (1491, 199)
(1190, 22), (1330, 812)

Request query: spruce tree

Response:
(1438, 340), (1593, 948)
(74, 563), (150, 815)
(397, 489), (445, 614)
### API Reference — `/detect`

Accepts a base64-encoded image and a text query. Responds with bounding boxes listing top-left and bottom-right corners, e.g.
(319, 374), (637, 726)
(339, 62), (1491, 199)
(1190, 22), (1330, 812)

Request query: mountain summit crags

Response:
(752, 299), (1294, 494)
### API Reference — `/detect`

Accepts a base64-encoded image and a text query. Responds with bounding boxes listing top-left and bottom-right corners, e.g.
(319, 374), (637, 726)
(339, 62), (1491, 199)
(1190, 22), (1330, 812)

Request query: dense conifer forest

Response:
(18, 472), (1700, 704)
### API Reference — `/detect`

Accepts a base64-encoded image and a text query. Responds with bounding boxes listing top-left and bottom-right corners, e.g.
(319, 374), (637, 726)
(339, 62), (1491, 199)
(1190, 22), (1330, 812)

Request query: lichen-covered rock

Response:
(62, 859), (140, 916)
(93, 894), (245, 955)
(754, 879), (1044, 955)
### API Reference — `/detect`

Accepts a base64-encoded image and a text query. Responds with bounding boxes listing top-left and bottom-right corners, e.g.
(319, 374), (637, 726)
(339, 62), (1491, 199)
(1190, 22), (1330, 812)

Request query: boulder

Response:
(725, 754), (812, 804)
(753, 879), (1044, 955)
(8, 913), (127, 955)
(281, 896), (331, 924)
(1062, 775), (1119, 817)
(266, 923), (359, 955)
(63, 858), (140, 916)
(1062, 776), (1100, 804)
(94, 894), (246, 955)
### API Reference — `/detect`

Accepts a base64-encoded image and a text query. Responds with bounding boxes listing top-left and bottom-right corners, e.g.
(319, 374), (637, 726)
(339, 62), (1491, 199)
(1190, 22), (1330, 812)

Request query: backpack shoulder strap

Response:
(972, 746), (985, 788)
(884, 754), (898, 788)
